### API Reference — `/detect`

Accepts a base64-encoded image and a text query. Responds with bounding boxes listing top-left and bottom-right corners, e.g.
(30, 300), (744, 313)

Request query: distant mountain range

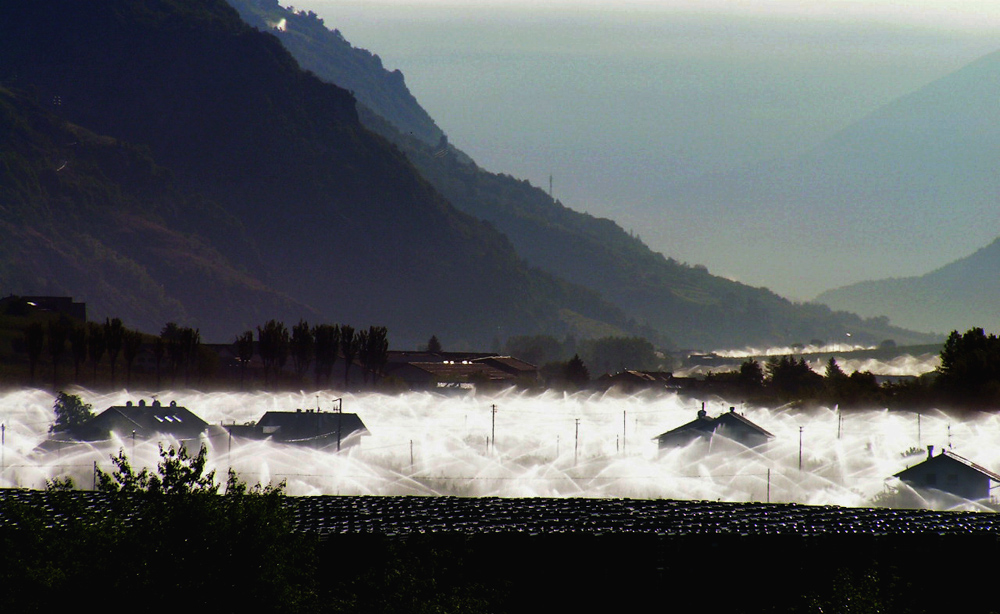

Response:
(0, 0), (935, 349)
(226, 0), (934, 349)
(817, 238), (1000, 335)
(649, 44), (1000, 301)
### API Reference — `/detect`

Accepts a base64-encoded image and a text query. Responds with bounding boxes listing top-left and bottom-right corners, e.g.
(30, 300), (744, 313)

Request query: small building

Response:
(598, 370), (678, 392)
(227, 409), (369, 451)
(894, 446), (1000, 501)
(471, 356), (540, 382)
(388, 361), (516, 390)
(75, 399), (209, 441)
(654, 405), (774, 449)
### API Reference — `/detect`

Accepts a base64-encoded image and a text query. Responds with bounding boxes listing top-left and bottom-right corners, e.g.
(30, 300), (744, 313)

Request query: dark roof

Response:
(471, 356), (538, 375)
(655, 416), (716, 439)
(258, 411), (368, 439)
(395, 362), (515, 382)
(77, 401), (208, 440)
(714, 410), (775, 439)
(387, 350), (497, 365)
(654, 409), (773, 445)
(227, 411), (369, 449)
(895, 449), (1000, 483)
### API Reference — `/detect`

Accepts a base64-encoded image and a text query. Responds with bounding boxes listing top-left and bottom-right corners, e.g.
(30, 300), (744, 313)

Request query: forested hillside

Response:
(0, 0), (635, 346)
(0, 87), (315, 338)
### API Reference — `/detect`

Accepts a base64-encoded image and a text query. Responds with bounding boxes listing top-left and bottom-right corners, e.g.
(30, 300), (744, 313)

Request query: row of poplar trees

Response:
(22, 316), (146, 388)
(234, 321), (389, 389)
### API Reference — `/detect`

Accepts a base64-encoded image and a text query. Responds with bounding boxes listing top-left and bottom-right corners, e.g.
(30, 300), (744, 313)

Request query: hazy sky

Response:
(291, 0), (1000, 298)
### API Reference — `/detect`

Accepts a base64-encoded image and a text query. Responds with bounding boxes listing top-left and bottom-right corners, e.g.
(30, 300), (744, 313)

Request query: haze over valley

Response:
(304, 0), (1000, 301)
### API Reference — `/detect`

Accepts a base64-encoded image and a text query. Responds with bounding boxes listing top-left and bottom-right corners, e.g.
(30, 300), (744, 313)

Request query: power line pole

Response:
(574, 418), (580, 466)
(798, 426), (803, 471)
(491, 404), (498, 452)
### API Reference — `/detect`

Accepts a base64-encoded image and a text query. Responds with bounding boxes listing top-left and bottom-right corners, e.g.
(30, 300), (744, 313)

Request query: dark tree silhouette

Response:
(24, 322), (44, 386)
(49, 391), (94, 435)
(363, 325), (389, 386)
(739, 358), (765, 392)
(290, 320), (314, 380)
(104, 317), (125, 386)
(235, 330), (255, 390)
(766, 356), (823, 400)
(340, 325), (359, 388)
(564, 354), (590, 389)
(87, 322), (105, 385)
(179, 326), (201, 384)
(122, 330), (144, 388)
(312, 323), (340, 388)
(356, 328), (370, 384)
(427, 334), (442, 353)
(162, 322), (183, 385)
(47, 319), (70, 389)
(153, 336), (166, 389)
(69, 324), (87, 383)
(935, 327), (1000, 407)
(257, 320), (289, 388)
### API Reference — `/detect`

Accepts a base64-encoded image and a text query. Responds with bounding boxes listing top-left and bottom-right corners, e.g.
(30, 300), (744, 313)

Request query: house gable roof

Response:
(82, 400), (208, 440)
(654, 409), (773, 445)
(895, 449), (1000, 483)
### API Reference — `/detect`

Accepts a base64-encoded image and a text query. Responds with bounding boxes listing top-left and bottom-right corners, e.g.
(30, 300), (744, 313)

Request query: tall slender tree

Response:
(290, 320), (314, 381)
(47, 319), (69, 389)
(235, 330), (255, 390)
(24, 322), (44, 386)
(69, 324), (87, 383)
(340, 325), (359, 388)
(104, 317), (125, 387)
(362, 326), (389, 386)
(312, 324), (340, 389)
(123, 330), (144, 388)
(87, 322), (105, 385)
(257, 320), (289, 388)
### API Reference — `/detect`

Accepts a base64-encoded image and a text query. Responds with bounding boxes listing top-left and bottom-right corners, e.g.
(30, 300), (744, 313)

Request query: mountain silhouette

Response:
(652, 47), (1000, 300)
(225, 0), (938, 349)
(0, 0), (634, 346)
(818, 237), (1000, 335)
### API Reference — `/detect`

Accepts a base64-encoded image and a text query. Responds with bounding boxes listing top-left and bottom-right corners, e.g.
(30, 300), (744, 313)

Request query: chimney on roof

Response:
(697, 401), (707, 419)
(928, 445), (935, 459)
(729, 406), (736, 413)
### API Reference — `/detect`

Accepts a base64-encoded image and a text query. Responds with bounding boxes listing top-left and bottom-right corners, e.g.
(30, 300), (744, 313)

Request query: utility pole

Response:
(491, 404), (498, 452)
(622, 410), (627, 455)
(798, 426), (803, 471)
(574, 418), (580, 466)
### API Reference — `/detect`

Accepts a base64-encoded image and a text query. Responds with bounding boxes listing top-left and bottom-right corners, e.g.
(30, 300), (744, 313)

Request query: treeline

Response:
(704, 356), (903, 409)
(0, 298), (389, 391)
(505, 334), (665, 373)
(235, 320), (388, 390)
(707, 326), (1000, 410)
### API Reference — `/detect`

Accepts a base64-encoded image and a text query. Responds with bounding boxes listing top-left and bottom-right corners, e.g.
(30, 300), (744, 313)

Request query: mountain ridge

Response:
(228, 0), (938, 349)
(817, 238), (1000, 335)
(0, 0), (637, 346)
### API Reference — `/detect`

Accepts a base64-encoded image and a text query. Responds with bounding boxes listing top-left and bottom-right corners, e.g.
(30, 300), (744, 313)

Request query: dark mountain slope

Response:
(1, 0), (632, 346)
(817, 238), (1000, 335)
(227, 0), (445, 147)
(0, 87), (316, 338)
(226, 1), (937, 349)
